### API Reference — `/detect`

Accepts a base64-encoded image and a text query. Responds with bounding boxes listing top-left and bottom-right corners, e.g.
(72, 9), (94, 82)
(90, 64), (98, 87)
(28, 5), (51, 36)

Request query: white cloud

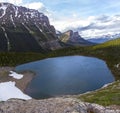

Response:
(0, 0), (22, 5)
(72, 13), (77, 18)
(24, 2), (44, 11)
(0, 0), (50, 16)
(9, 0), (22, 5)
(0, 0), (45, 11)
(51, 19), (90, 32)
(23, 2), (50, 17)
(0, 0), (6, 2)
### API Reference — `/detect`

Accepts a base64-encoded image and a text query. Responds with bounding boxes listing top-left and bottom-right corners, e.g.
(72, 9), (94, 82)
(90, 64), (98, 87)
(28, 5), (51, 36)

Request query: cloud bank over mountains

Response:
(51, 15), (120, 38)
(1, 0), (120, 38)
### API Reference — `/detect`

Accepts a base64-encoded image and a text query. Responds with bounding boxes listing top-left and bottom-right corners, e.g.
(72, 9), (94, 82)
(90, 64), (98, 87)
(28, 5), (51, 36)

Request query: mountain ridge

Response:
(0, 2), (61, 52)
(87, 33), (120, 43)
(59, 30), (95, 46)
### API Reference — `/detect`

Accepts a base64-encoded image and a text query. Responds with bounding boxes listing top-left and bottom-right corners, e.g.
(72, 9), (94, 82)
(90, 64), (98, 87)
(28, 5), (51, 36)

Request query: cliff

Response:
(60, 30), (94, 46)
(0, 3), (61, 52)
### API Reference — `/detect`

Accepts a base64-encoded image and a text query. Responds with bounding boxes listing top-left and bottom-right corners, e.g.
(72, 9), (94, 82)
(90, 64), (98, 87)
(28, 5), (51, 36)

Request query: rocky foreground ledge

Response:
(0, 97), (120, 113)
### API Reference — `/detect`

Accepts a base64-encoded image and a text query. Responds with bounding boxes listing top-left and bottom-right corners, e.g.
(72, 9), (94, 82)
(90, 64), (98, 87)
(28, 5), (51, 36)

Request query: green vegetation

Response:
(93, 38), (120, 49)
(78, 80), (120, 106)
(0, 52), (45, 66)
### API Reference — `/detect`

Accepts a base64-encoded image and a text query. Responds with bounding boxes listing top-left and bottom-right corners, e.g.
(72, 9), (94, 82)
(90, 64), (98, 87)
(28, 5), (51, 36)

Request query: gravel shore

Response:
(0, 67), (35, 92)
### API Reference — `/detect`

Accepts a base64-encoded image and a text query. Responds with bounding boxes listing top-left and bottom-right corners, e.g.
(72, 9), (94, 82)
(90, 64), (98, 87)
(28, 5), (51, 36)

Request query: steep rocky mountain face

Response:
(0, 3), (61, 52)
(60, 30), (94, 46)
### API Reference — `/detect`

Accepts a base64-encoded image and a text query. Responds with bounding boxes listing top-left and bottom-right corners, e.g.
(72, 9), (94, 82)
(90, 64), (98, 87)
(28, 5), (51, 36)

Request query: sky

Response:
(1, 0), (120, 38)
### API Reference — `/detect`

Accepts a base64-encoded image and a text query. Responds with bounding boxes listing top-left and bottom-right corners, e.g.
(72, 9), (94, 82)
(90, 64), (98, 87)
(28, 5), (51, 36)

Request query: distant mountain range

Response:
(87, 33), (120, 43)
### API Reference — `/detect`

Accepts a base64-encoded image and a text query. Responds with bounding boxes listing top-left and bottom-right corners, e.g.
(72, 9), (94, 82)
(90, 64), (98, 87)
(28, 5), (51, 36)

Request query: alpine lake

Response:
(15, 56), (114, 99)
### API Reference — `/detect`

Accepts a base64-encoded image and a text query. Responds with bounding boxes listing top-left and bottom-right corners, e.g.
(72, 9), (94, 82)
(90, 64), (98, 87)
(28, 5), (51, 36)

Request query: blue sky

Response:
(36, 0), (120, 18)
(2, 0), (120, 19)
(1, 0), (120, 38)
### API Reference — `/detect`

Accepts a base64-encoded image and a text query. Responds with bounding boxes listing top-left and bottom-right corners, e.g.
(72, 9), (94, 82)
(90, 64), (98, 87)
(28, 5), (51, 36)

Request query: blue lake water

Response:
(15, 56), (114, 99)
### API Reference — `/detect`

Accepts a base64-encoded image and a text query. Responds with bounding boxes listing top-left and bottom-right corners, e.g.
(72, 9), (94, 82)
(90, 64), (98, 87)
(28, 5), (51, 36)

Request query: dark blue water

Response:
(15, 56), (114, 99)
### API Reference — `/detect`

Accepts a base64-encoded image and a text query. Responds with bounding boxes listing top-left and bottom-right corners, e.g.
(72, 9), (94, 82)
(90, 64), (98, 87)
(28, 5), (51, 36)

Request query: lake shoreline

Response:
(0, 66), (35, 93)
(16, 56), (114, 99)
(0, 66), (116, 97)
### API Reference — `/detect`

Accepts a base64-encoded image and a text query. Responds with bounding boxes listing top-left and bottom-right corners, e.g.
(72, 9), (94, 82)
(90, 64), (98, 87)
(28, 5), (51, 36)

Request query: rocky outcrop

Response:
(60, 30), (94, 46)
(0, 98), (120, 113)
(0, 2), (61, 52)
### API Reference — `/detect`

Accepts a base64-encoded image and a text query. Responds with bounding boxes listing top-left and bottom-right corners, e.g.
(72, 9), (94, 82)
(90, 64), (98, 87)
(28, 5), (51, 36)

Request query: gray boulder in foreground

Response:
(0, 97), (120, 113)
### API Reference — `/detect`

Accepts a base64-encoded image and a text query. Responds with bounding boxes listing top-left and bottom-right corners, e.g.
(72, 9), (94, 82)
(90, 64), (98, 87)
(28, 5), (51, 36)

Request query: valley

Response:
(0, 2), (120, 113)
(0, 37), (120, 107)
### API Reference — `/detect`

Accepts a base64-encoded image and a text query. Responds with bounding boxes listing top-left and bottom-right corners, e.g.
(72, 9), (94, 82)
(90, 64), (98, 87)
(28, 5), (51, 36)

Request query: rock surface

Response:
(60, 30), (94, 46)
(0, 97), (120, 113)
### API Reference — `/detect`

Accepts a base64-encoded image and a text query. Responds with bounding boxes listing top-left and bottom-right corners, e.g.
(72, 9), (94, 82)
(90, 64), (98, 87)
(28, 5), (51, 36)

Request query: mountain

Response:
(0, 3), (61, 52)
(59, 30), (94, 46)
(87, 33), (120, 43)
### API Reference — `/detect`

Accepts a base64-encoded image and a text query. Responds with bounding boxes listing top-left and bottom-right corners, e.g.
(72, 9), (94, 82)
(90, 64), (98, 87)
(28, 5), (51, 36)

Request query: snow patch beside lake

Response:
(102, 82), (113, 88)
(9, 71), (23, 79)
(0, 81), (31, 101)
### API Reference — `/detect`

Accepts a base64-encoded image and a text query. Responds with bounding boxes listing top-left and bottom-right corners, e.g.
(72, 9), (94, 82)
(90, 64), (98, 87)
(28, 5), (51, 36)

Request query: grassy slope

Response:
(77, 39), (120, 106)
(91, 38), (120, 80)
(0, 38), (120, 106)
(77, 80), (120, 106)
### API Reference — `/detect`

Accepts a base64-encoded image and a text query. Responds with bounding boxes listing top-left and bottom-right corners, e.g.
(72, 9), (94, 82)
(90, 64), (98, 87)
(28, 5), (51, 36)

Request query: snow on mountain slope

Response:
(0, 3), (8, 18)
(87, 33), (120, 43)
